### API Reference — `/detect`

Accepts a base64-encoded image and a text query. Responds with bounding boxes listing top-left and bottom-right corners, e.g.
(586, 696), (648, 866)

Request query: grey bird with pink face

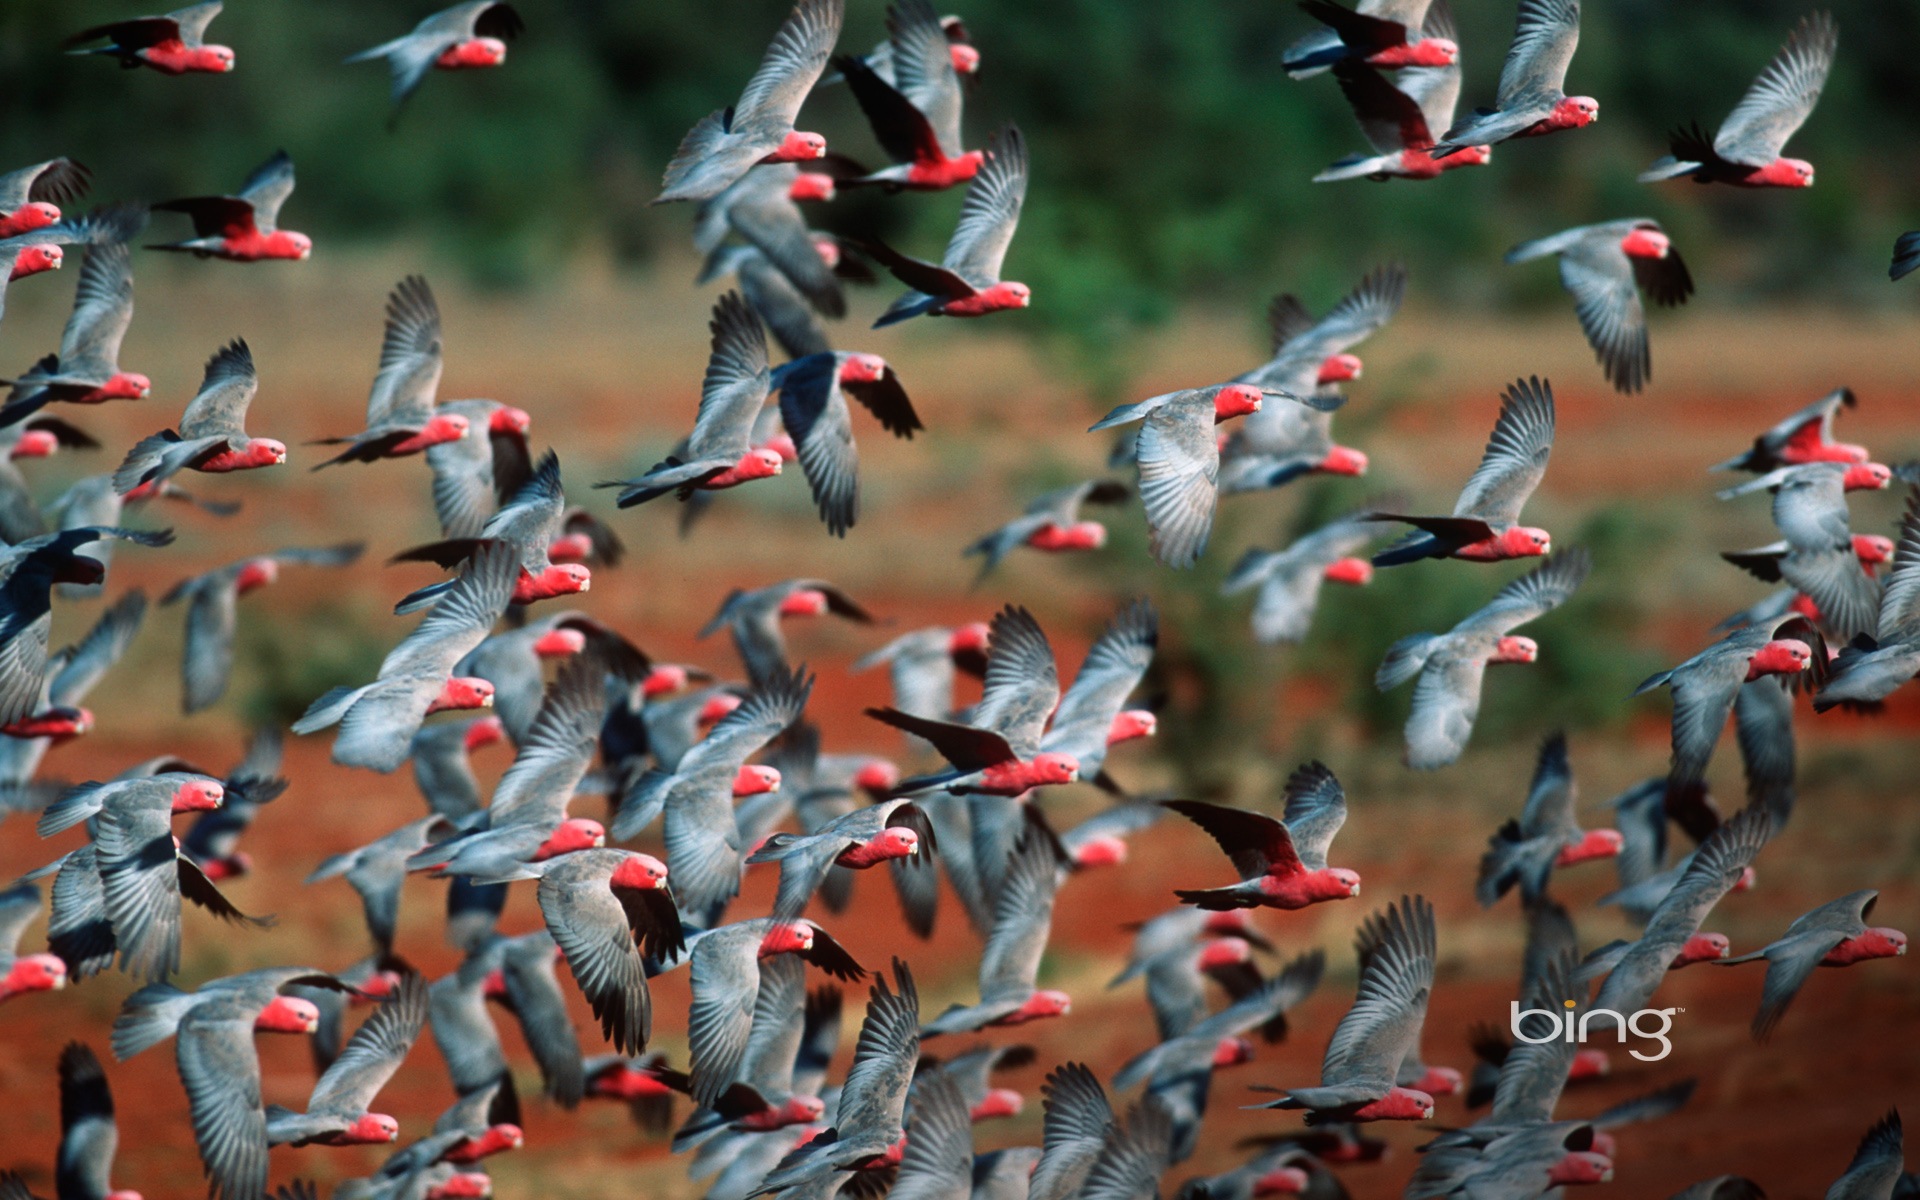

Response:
(868, 606), (1080, 796)
(0, 203), (149, 333)
(684, 917), (866, 1108)
(163, 543), (364, 713)
(922, 826), (1070, 1036)
(346, 2), (524, 122)
(1715, 888), (1906, 1041)
(1378, 548), (1591, 769)
(0, 884), (67, 1002)
(1432, 0), (1595, 157)
(1287, 0), (1457, 79)
(1368, 377), (1556, 566)
(113, 339), (286, 495)
(66, 1), (233, 73)
(661, 955), (824, 1149)
(149, 152), (309, 262)
(1639, 12), (1835, 189)
(1819, 487), (1920, 710)
(1635, 614), (1820, 825)
(748, 798), (935, 920)
(1, 237), (150, 430)
(393, 452), (591, 614)
(655, 0), (844, 204)
(423, 398), (533, 540)
(531, 848), (684, 1055)
(832, 4), (982, 194)
(1720, 460), (1893, 641)
(1506, 219), (1694, 394)
(314, 276), (469, 466)
(1222, 502), (1391, 644)
(702, 577), (875, 688)
(772, 348), (923, 535)
(864, 124), (1031, 325)
(964, 480), (1131, 582)
(110, 965), (365, 1060)
(0, 159), (90, 239)
(1037, 597), (1159, 788)
(292, 541), (517, 773)
(1165, 762), (1360, 912)
(1257, 894), (1437, 1124)
(1316, 4), (1494, 181)
(264, 974), (426, 1153)
(1476, 733), (1623, 907)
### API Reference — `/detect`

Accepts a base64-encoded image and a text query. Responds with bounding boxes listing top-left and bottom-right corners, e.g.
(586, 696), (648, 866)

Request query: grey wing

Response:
(177, 340), (257, 440)
(60, 240), (135, 380)
(1827, 1110), (1905, 1200)
(0, 882), (38, 958)
(1876, 487), (1920, 641)
(1781, 547), (1881, 641)
(171, 1), (224, 45)
(889, 0), (965, 157)
(734, 0), (845, 130)
(1404, 649), (1487, 771)
(738, 951), (808, 1096)
(891, 1070), (972, 1200)
(1078, 1099), (1174, 1200)
(1770, 469), (1853, 548)
(93, 810), (184, 982)
(1640, 808), (1770, 951)
(970, 606), (1059, 758)
(1516, 731), (1577, 837)
(944, 125), (1027, 285)
(781, 371), (860, 536)
(487, 655), (605, 827)
(1664, 656), (1746, 789)
(540, 870), (653, 1055)
(682, 664), (813, 775)
(688, 293), (773, 462)
(1321, 896), (1434, 1089)
(56, 1041), (120, 1200)
(1454, 376), (1554, 526)
(1557, 234), (1649, 394)
(1404, 0), (1462, 131)
(365, 275), (444, 428)
(1281, 761), (1347, 870)
(1029, 1063), (1113, 1200)
(1251, 561), (1326, 645)
(428, 963), (508, 1094)
(1457, 547), (1592, 638)
(176, 1010), (268, 1200)
(181, 578), (239, 714)
(307, 973), (427, 1116)
(1297, 264), (1406, 361)
(501, 933), (587, 1106)
(1712, 12), (1836, 168)
(730, 191), (843, 316)
(378, 542), (517, 679)
(687, 936), (762, 1105)
(49, 589), (146, 706)
(1136, 395), (1221, 570)
(1495, 0), (1581, 107)
(1044, 598), (1156, 756)
(837, 962), (920, 1139)
(236, 151), (295, 231)
(427, 421), (497, 539)
(977, 833), (1058, 1006)
(1749, 928), (1847, 1041)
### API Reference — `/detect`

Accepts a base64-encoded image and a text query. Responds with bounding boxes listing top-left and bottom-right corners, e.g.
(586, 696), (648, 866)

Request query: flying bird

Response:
(1505, 220), (1694, 394)
(1712, 386), (1867, 474)
(1819, 487), (1920, 710)
(1715, 888), (1906, 1041)
(1377, 548), (1591, 769)
(1475, 733), (1622, 907)
(1284, 0), (1458, 79)
(1221, 502), (1386, 644)
(772, 349), (922, 535)
(313, 276), (469, 466)
(0, 238), (150, 429)
(1639, 12), (1836, 188)
(831, 0), (983, 191)
(391, 451), (591, 614)
(150, 152), (310, 261)
(1432, 0), (1595, 157)
(346, 2), (525, 121)
(655, 0), (845, 203)
(1368, 376), (1556, 565)
(162, 544), (365, 711)
(964, 480), (1130, 581)
(113, 340), (285, 494)
(0, 159), (91, 238)
(66, 2), (234, 74)
(862, 124), (1031, 325)
(1164, 763), (1360, 911)
(1315, 4), (1492, 181)
(530, 849), (683, 1054)
(1718, 460), (1891, 641)
(921, 825), (1070, 1036)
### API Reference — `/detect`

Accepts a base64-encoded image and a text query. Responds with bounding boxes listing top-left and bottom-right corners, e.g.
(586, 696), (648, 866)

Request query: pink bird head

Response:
(1213, 384), (1264, 422)
(235, 558), (280, 595)
(760, 921), (816, 957)
(990, 280), (1031, 309)
(1747, 638), (1812, 680)
(1319, 445), (1369, 476)
(1028, 752), (1081, 786)
(267, 231), (313, 261)
(2, 706), (93, 739)
(1106, 709), (1157, 745)
(871, 826), (920, 859)
(9, 429), (59, 460)
(96, 371), (152, 400)
(1323, 556), (1374, 586)
(1551, 96), (1600, 128)
(949, 622), (991, 657)
(0, 201), (60, 238)
(588, 1063), (672, 1100)
(770, 131), (829, 162)
(840, 353), (888, 385)
(854, 759), (901, 795)
(1554, 828), (1624, 867)
(640, 664), (691, 699)
(427, 1174), (493, 1200)
(1212, 1035), (1256, 1068)
(532, 817), (605, 861)
(1317, 353), (1363, 385)
(1198, 937), (1253, 970)
(1850, 534), (1894, 568)
(1357, 1086), (1433, 1121)
(1, 953), (67, 997)
(198, 853), (251, 882)
(444, 1123), (524, 1163)
(533, 626), (589, 659)
(1548, 1152), (1613, 1187)
(1826, 928), (1908, 965)
(971, 1088), (1023, 1121)
(464, 715), (506, 751)
(732, 764), (782, 797)
(808, 235), (841, 270)
(791, 173), (836, 204)
(1492, 635), (1539, 665)
(546, 533), (594, 563)
(950, 42), (981, 75)
(1252, 1166), (1310, 1197)
(417, 411), (470, 448)
(338, 1113), (401, 1144)
(1619, 227), (1671, 260)
(1843, 462), (1893, 491)
(779, 588), (830, 618)
(490, 405), (532, 435)
(1410, 1064), (1463, 1097)
(1448, 144), (1493, 167)
(699, 693), (743, 726)
(1026, 520), (1107, 552)
(1071, 835), (1128, 868)
(516, 563), (591, 604)
(356, 970), (404, 1003)
(1498, 526), (1553, 558)
(255, 995), (320, 1035)
(171, 778), (225, 814)
(10, 244), (62, 279)
(1755, 158), (1815, 188)
(437, 37), (508, 69)
(1568, 1048), (1610, 1080)
(1010, 989), (1071, 1022)
(1676, 931), (1731, 967)
(429, 676), (496, 715)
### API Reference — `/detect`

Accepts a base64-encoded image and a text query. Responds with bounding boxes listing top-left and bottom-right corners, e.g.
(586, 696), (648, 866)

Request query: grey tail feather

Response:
(609, 768), (675, 840)
(110, 982), (191, 1059)
(1312, 155), (1388, 183)
(874, 294), (938, 329)
(1630, 669), (1673, 697)
(1637, 157), (1701, 184)
(292, 685), (366, 734)
(1377, 633), (1439, 690)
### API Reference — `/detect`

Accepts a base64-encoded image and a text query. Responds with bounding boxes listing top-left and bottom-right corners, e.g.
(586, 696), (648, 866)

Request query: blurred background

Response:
(0, 2), (1916, 1197)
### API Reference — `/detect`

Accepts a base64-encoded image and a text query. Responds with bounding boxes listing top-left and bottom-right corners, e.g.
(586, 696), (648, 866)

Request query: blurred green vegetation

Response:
(5, 0), (1917, 385)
